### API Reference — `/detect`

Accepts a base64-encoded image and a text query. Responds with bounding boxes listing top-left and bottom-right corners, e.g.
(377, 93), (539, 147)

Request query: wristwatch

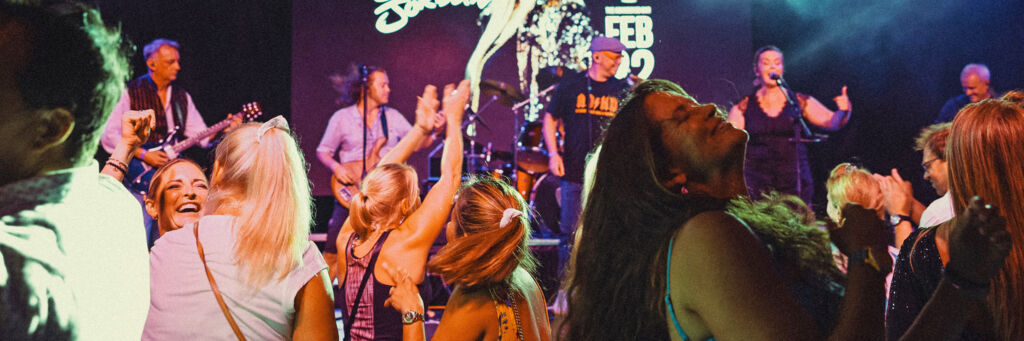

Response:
(889, 214), (913, 227)
(402, 310), (424, 324)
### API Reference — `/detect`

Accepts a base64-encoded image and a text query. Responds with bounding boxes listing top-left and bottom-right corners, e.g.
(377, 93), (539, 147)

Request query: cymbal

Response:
(479, 80), (526, 107)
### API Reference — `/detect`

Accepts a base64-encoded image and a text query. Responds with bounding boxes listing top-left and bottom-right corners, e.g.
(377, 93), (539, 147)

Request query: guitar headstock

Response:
(240, 102), (263, 121)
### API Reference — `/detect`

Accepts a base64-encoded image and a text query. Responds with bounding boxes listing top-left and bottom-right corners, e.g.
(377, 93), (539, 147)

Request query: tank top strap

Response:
(344, 231), (359, 256)
(372, 230), (392, 254)
(346, 229), (394, 260)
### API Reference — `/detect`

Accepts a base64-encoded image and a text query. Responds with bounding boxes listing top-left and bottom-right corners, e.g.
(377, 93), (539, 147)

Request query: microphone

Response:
(770, 72), (788, 89)
(358, 63), (369, 83)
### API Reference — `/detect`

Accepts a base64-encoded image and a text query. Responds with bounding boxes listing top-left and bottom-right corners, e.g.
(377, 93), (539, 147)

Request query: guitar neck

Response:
(169, 115), (234, 154)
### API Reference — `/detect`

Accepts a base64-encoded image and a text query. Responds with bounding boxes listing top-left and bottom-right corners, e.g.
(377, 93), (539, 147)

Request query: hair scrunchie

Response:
(256, 115), (289, 144)
(499, 208), (522, 228)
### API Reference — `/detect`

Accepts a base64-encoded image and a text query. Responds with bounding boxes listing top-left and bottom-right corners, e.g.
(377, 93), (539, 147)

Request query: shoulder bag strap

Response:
(194, 224), (248, 341)
(343, 230), (391, 341)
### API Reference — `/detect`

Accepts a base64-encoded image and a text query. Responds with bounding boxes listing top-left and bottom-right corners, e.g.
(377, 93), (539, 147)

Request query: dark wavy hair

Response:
(563, 79), (714, 340)
(330, 63), (383, 107)
(563, 79), (843, 340)
(3, 0), (130, 166)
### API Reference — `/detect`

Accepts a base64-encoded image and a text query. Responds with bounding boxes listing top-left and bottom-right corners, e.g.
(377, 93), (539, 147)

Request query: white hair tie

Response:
(499, 208), (522, 228)
(256, 115), (289, 144)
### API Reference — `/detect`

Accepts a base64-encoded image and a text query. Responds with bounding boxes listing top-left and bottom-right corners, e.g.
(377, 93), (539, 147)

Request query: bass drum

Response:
(517, 121), (550, 174)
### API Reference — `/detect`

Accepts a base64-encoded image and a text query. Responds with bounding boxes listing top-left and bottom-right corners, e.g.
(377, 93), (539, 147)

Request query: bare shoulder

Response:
(432, 286), (491, 340)
(732, 96), (749, 112)
(675, 210), (754, 246)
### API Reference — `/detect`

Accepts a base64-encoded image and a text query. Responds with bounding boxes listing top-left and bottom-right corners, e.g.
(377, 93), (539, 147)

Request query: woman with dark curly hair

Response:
(562, 79), (1010, 340)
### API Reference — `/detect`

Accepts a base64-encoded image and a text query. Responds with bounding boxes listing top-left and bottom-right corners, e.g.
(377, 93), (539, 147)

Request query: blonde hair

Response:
(203, 123), (312, 288)
(348, 163), (421, 239)
(427, 176), (538, 289)
(947, 91), (1024, 340)
(825, 163), (883, 221)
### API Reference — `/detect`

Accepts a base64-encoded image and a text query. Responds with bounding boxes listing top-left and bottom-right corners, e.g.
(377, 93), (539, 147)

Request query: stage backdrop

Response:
(292, 0), (753, 196)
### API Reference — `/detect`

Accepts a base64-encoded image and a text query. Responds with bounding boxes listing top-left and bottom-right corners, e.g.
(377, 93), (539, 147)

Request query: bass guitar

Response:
(330, 138), (386, 208)
(125, 102), (262, 195)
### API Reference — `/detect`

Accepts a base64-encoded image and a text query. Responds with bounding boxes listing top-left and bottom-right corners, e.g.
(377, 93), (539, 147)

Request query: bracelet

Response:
(105, 158), (128, 174)
(140, 149), (147, 160)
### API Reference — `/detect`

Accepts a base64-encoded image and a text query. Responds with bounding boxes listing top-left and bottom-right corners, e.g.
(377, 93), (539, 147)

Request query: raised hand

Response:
(121, 109), (155, 149)
(945, 196), (1012, 292)
(830, 203), (893, 270)
(442, 80), (471, 125)
(833, 86), (851, 111)
(415, 85), (439, 133)
(877, 168), (913, 217)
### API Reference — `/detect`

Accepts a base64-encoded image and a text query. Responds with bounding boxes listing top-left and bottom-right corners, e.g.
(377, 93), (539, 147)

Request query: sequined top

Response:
(886, 227), (989, 340)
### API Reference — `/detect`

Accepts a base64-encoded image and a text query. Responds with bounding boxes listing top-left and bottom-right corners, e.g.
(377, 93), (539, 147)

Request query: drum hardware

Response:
(426, 80), (561, 221)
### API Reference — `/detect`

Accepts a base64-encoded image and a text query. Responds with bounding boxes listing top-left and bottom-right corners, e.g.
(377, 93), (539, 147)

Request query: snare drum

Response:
(517, 121), (550, 174)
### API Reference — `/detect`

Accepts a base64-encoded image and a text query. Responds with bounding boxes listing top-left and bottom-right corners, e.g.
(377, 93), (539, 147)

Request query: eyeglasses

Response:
(599, 51), (623, 61)
(921, 158), (939, 172)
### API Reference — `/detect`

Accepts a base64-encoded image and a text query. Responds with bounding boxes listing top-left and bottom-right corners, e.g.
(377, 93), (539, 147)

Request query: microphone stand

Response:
(776, 77), (825, 206)
(427, 95), (498, 176)
(360, 65), (370, 179)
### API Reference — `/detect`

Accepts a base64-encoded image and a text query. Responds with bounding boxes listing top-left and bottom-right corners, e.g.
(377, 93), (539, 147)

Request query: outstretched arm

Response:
(378, 85), (440, 166)
(804, 86), (851, 131)
(396, 80), (470, 278)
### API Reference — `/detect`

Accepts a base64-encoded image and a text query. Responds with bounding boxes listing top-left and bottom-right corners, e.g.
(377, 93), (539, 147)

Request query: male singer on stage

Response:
(934, 63), (997, 123)
(316, 65), (440, 282)
(543, 36), (631, 240)
(0, 1), (149, 338)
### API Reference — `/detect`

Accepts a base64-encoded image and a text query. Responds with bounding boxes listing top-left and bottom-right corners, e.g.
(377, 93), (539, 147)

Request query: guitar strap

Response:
(169, 86), (189, 141)
(379, 106), (389, 141)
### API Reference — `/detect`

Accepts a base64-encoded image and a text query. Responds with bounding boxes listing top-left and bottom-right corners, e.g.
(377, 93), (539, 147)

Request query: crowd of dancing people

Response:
(3, 1), (1023, 340)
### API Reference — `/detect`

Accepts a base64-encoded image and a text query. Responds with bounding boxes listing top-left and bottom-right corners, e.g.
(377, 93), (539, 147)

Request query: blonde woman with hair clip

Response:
(385, 176), (552, 341)
(337, 80), (470, 340)
(143, 116), (337, 340)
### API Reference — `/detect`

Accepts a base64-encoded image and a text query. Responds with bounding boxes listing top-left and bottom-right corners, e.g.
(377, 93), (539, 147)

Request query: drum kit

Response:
(427, 77), (564, 235)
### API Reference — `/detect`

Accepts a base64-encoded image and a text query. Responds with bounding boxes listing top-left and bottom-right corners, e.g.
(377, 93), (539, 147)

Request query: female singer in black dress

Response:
(727, 45), (851, 206)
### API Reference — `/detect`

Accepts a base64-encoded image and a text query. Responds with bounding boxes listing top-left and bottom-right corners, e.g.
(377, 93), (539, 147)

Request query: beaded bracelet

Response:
(105, 158), (128, 174)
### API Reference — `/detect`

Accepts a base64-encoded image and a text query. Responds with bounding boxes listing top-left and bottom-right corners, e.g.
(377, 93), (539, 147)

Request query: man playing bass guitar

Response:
(317, 64), (441, 282)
